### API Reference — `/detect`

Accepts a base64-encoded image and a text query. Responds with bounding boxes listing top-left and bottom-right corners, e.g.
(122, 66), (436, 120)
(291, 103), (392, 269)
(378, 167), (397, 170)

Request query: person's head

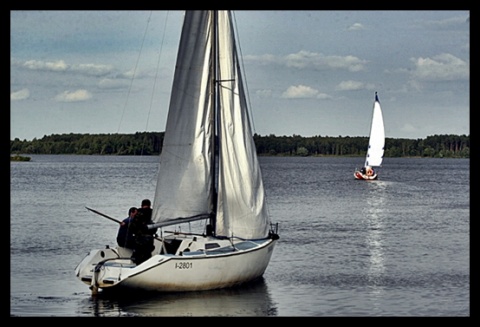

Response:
(141, 199), (151, 208)
(128, 207), (137, 216)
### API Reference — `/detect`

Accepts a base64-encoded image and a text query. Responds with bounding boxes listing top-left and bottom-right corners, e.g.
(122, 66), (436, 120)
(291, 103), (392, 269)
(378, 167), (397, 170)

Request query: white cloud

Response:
(281, 85), (331, 99)
(244, 54), (279, 65)
(347, 23), (365, 31)
(410, 53), (469, 82)
(11, 88), (30, 101)
(285, 51), (367, 72)
(16, 59), (115, 77)
(423, 15), (470, 30)
(121, 67), (156, 80)
(246, 51), (367, 72)
(70, 63), (114, 76)
(336, 80), (375, 91)
(54, 89), (92, 102)
(98, 78), (129, 90)
(23, 59), (68, 72)
(256, 89), (273, 98)
(315, 93), (331, 100)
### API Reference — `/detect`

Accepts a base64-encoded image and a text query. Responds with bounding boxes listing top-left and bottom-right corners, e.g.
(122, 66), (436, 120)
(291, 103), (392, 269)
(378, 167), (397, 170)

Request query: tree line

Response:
(10, 132), (469, 158)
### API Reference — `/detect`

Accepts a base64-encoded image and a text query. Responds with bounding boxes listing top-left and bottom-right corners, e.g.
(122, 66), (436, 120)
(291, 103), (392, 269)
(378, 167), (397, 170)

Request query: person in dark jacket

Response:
(116, 207), (137, 249)
(131, 199), (158, 265)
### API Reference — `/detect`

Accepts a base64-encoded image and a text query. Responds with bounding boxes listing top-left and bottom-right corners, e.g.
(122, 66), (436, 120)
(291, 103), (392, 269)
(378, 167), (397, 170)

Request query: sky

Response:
(10, 10), (470, 141)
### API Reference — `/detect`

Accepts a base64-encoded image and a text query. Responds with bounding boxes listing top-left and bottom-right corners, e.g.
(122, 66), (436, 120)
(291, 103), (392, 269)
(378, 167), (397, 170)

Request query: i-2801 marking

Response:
(175, 262), (193, 269)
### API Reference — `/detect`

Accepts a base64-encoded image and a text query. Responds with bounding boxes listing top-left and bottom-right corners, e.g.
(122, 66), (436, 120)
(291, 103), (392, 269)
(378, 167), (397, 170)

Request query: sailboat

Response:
(75, 10), (279, 294)
(354, 92), (385, 180)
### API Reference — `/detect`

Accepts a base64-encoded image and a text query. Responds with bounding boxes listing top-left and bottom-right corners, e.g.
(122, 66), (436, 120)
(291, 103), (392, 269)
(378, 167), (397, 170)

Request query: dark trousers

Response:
(131, 235), (154, 265)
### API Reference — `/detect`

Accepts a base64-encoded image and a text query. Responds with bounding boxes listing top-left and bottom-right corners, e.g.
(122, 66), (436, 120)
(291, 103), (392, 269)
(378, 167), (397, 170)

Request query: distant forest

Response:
(10, 132), (470, 158)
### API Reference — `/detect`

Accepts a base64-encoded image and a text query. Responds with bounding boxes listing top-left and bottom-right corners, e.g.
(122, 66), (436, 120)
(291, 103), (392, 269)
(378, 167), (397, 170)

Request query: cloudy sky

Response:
(10, 10), (469, 141)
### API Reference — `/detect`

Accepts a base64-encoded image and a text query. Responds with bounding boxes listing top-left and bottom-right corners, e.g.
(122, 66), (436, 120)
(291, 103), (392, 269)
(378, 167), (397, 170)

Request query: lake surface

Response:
(10, 155), (469, 317)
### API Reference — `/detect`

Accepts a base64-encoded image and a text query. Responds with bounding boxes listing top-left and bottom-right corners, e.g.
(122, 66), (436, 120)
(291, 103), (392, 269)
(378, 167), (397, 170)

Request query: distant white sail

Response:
(365, 93), (385, 167)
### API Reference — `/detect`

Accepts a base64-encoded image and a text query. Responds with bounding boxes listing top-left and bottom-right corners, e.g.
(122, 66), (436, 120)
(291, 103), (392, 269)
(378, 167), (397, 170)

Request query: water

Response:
(10, 155), (469, 316)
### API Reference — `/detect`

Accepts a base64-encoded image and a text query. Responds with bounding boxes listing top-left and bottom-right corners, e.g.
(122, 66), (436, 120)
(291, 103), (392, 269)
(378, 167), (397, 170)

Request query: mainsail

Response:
(152, 11), (270, 240)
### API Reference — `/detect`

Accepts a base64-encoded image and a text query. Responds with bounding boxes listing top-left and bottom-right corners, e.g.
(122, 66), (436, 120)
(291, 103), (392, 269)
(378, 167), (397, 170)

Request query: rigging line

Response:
(141, 11), (171, 156)
(116, 11), (153, 136)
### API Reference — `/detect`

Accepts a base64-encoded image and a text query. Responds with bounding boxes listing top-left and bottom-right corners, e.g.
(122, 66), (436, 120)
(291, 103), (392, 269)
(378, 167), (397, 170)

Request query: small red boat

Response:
(354, 166), (378, 180)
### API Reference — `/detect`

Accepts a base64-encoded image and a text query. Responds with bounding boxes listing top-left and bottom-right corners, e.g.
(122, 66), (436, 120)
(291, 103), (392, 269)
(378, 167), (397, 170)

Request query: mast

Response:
(210, 10), (219, 233)
(365, 92), (376, 167)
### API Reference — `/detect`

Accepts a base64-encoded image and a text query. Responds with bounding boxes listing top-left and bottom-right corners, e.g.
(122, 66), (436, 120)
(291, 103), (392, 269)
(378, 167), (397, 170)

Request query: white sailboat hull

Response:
(76, 11), (280, 295)
(75, 234), (277, 293)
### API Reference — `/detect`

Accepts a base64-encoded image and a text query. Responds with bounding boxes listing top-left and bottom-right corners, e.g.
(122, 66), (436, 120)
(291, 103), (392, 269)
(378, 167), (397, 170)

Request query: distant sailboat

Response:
(75, 10), (279, 294)
(354, 92), (385, 180)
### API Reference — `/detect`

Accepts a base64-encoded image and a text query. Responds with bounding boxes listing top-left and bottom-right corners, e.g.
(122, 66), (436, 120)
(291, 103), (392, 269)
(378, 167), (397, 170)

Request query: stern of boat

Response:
(75, 246), (133, 292)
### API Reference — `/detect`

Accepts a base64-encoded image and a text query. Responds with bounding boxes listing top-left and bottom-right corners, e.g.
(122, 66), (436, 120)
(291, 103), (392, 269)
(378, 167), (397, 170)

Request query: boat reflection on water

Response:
(364, 181), (387, 277)
(77, 277), (277, 317)
(363, 181), (387, 306)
